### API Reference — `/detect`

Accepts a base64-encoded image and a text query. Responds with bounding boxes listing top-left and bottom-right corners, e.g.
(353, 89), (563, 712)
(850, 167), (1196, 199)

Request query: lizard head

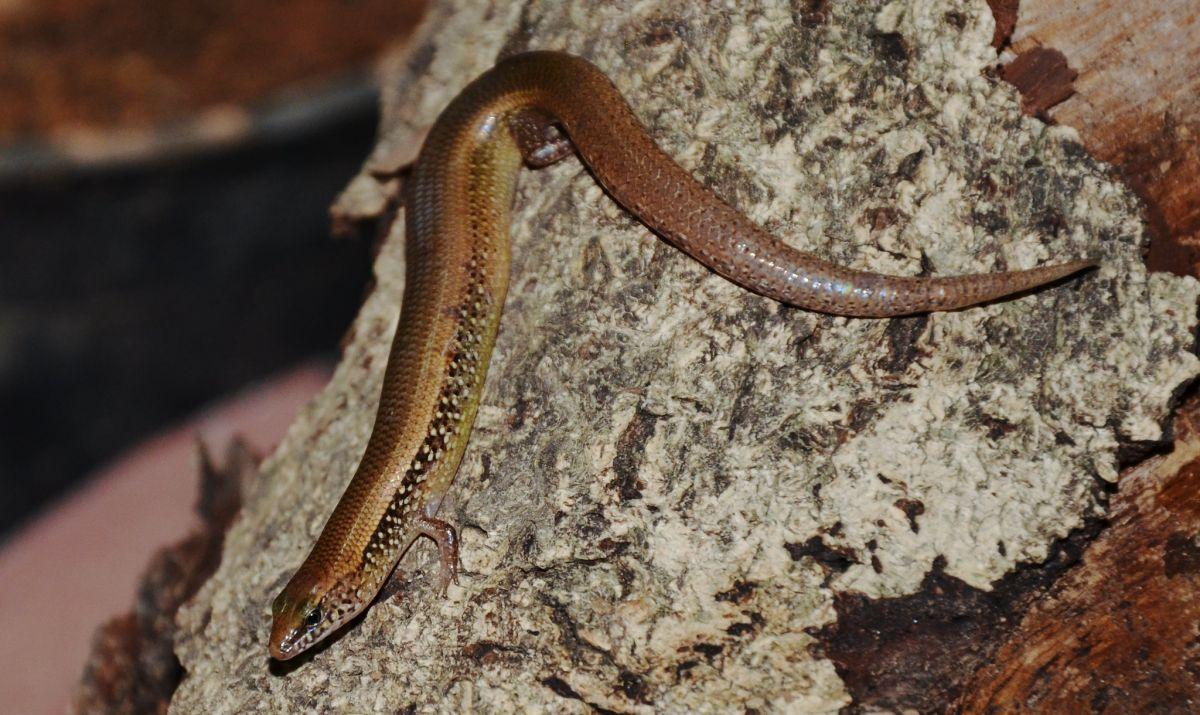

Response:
(268, 569), (364, 660)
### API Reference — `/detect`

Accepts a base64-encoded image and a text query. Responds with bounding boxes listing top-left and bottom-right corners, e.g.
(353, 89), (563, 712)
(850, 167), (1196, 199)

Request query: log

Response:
(1006, 0), (1200, 277)
(957, 395), (1200, 712)
(948, 0), (1200, 710)
(153, 0), (1197, 711)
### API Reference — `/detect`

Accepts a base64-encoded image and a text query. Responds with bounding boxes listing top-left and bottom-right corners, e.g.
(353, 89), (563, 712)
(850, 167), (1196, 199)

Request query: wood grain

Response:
(976, 3), (1200, 708)
(958, 397), (1200, 712)
(1007, 0), (1200, 276)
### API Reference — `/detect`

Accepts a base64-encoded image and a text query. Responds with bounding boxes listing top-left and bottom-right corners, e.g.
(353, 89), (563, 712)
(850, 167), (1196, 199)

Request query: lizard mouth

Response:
(268, 622), (307, 660)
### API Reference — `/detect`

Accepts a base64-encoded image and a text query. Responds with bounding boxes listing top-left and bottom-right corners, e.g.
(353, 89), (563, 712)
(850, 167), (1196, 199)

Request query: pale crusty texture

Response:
(173, 0), (1199, 711)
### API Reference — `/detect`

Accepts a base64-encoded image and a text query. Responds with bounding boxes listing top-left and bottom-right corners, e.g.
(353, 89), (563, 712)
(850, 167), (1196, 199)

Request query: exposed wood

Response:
(984, 0), (1019, 49)
(975, 1), (1200, 708)
(1006, 0), (1200, 276)
(815, 520), (1105, 713)
(118, 0), (1200, 711)
(998, 47), (1077, 118)
(957, 397), (1200, 712)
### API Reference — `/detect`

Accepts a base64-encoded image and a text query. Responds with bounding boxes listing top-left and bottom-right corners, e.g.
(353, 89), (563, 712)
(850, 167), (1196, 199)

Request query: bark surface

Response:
(172, 1), (1199, 711)
(1007, 0), (1200, 276)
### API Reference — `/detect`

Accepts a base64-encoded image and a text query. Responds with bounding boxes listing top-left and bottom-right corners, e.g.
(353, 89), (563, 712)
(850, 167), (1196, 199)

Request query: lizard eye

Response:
(304, 607), (323, 630)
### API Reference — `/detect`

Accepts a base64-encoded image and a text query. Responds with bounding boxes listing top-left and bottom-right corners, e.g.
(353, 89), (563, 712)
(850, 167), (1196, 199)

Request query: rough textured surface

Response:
(1007, 0), (1200, 275)
(958, 395), (1200, 712)
(999, 46), (1077, 118)
(953, 2), (1200, 709)
(174, 0), (1199, 711)
(813, 519), (1106, 712)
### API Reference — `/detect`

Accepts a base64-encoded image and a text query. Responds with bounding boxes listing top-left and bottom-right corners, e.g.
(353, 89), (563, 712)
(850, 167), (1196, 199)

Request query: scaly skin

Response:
(268, 51), (1096, 659)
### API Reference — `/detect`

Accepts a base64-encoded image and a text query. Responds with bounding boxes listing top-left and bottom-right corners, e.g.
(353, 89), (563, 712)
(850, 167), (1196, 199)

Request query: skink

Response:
(268, 51), (1095, 660)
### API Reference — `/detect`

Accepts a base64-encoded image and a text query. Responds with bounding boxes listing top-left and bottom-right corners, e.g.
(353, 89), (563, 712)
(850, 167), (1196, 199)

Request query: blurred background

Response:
(0, 0), (427, 538)
(1, 2), (430, 708)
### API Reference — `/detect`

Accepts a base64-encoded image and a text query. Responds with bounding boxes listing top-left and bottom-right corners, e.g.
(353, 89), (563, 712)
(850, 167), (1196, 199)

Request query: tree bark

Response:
(1006, 0), (1200, 277)
(957, 395), (1200, 712)
(951, 0), (1200, 710)
(169, 0), (1198, 711)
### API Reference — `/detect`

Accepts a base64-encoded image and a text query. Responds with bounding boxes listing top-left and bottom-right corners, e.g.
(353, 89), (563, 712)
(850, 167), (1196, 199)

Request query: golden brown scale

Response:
(269, 51), (1096, 659)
